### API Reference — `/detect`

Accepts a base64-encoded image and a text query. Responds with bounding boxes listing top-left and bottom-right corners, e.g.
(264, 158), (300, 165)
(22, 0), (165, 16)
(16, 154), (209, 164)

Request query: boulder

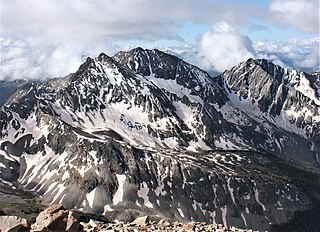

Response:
(131, 215), (149, 226)
(157, 219), (170, 227)
(66, 211), (83, 232)
(31, 204), (83, 232)
(182, 222), (196, 231)
(41, 204), (65, 215)
(0, 216), (30, 232)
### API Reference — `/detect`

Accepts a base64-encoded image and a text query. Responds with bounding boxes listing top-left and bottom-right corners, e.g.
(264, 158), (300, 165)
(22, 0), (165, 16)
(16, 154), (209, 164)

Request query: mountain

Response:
(0, 48), (319, 230)
(221, 58), (320, 167)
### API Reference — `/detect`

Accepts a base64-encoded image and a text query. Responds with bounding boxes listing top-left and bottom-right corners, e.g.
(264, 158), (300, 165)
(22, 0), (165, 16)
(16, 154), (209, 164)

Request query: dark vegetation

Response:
(0, 199), (46, 223)
(241, 150), (320, 231)
(0, 184), (46, 223)
(270, 201), (320, 232)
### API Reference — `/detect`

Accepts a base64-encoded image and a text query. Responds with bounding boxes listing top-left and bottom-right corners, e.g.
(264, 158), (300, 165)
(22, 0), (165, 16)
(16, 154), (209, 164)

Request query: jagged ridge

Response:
(0, 48), (320, 230)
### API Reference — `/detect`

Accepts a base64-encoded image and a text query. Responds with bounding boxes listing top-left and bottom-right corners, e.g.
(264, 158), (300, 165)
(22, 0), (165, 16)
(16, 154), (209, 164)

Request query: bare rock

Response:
(182, 222), (196, 231)
(0, 216), (30, 232)
(81, 219), (105, 232)
(32, 210), (68, 231)
(42, 204), (65, 215)
(131, 215), (149, 226)
(157, 219), (170, 227)
(66, 211), (83, 232)
(31, 204), (83, 232)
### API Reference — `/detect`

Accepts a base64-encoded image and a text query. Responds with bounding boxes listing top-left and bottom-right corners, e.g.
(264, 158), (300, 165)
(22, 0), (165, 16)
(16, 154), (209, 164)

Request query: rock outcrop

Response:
(0, 205), (256, 232)
(0, 216), (30, 232)
(31, 204), (83, 232)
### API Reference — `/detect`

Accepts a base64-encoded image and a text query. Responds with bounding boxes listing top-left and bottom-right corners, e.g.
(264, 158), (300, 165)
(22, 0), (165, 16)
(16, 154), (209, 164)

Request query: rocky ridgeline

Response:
(0, 204), (255, 232)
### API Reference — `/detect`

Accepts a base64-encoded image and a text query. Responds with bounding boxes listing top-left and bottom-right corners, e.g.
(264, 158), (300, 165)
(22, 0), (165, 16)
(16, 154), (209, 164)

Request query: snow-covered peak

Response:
(1, 49), (319, 169)
(114, 47), (228, 106)
(1, 49), (320, 231)
(224, 58), (320, 105)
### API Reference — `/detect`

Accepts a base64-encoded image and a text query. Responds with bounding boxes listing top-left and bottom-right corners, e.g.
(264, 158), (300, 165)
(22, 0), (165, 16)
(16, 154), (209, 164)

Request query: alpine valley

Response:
(0, 48), (319, 231)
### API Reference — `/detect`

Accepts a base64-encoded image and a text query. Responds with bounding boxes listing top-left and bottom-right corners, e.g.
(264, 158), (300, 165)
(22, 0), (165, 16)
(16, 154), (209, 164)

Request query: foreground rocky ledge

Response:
(0, 204), (255, 232)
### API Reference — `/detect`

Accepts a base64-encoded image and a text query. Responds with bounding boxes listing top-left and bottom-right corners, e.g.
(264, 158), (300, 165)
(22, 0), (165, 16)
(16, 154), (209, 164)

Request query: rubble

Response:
(0, 204), (257, 232)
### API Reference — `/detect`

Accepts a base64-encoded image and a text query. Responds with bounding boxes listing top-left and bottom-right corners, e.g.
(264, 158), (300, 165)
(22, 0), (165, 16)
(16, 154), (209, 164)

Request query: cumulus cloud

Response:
(0, 0), (266, 81)
(0, 37), (120, 80)
(0, 0), (318, 81)
(1, 0), (263, 42)
(1, 0), (178, 41)
(197, 22), (255, 73)
(270, 0), (319, 33)
(254, 37), (320, 73)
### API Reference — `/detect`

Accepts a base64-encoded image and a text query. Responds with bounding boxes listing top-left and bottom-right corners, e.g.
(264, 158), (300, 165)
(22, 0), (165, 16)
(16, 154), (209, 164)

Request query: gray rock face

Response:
(222, 58), (320, 167)
(0, 48), (319, 231)
(113, 47), (228, 106)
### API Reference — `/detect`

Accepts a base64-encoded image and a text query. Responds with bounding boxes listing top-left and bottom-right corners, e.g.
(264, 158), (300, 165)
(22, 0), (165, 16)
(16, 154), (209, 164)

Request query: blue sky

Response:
(1, 0), (319, 80)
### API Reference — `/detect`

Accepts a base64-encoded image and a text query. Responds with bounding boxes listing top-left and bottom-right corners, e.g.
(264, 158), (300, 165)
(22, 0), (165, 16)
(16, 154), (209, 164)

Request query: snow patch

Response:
(177, 207), (185, 218)
(51, 184), (66, 204)
(137, 182), (153, 208)
(241, 212), (247, 227)
(87, 188), (97, 208)
(113, 174), (126, 205)
(227, 178), (236, 206)
(103, 205), (113, 214)
(221, 205), (227, 226)
(253, 182), (266, 211)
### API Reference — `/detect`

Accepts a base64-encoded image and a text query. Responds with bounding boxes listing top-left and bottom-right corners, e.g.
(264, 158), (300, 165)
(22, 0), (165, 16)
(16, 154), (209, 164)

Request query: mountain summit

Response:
(0, 48), (319, 230)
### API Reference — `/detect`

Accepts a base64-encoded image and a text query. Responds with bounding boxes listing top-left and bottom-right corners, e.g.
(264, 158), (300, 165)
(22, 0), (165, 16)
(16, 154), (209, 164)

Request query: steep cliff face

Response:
(222, 58), (320, 166)
(0, 118), (317, 230)
(223, 59), (319, 130)
(0, 48), (319, 230)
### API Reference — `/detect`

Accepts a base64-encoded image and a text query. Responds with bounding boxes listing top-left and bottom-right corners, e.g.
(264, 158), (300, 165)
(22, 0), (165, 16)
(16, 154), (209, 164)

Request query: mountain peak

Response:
(234, 58), (282, 77)
(130, 46), (146, 53)
(98, 52), (112, 60)
(1, 48), (320, 231)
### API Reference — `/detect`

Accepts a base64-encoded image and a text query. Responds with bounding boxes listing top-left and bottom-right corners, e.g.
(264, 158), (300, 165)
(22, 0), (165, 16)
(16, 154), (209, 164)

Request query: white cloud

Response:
(0, 0), (266, 81)
(1, 0), (257, 42)
(197, 22), (255, 73)
(170, 34), (319, 74)
(0, 37), (120, 81)
(270, 0), (319, 33)
(254, 37), (320, 73)
(1, 0), (180, 43)
(0, 0), (318, 81)
(1, 33), (318, 82)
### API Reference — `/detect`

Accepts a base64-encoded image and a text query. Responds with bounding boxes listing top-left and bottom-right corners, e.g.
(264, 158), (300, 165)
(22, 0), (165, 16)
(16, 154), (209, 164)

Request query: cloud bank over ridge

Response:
(194, 22), (319, 74)
(0, 0), (319, 80)
(1, 32), (319, 81)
